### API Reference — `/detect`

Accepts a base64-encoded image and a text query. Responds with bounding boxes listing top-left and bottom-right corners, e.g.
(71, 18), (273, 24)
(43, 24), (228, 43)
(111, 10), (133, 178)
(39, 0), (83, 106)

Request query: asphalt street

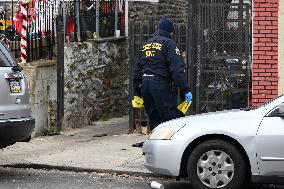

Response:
(0, 167), (284, 189)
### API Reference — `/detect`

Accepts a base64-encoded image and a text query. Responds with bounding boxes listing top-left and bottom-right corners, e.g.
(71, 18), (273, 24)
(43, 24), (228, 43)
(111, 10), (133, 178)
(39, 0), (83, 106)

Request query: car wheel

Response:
(21, 136), (32, 142)
(187, 139), (246, 189)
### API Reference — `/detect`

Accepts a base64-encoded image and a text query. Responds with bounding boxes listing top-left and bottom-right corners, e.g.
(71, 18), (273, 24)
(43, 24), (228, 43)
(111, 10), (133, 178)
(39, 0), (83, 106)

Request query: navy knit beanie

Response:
(157, 18), (175, 33)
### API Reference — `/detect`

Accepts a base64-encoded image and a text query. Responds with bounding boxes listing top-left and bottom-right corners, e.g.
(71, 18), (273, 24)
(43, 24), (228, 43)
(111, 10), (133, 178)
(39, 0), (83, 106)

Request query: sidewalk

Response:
(0, 116), (152, 176)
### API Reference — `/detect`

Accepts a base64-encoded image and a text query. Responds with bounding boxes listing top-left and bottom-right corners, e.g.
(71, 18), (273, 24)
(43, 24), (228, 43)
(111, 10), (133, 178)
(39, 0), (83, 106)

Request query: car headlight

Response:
(148, 124), (186, 140)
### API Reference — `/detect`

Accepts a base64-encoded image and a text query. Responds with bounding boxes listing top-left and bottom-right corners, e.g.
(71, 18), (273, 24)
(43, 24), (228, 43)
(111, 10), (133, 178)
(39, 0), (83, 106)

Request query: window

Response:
(0, 41), (17, 67)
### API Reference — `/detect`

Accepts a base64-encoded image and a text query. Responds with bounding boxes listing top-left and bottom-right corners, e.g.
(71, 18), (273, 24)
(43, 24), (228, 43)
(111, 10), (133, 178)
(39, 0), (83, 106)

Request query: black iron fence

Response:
(0, 0), (125, 62)
(65, 0), (125, 41)
(190, 2), (251, 114)
(0, 0), (57, 62)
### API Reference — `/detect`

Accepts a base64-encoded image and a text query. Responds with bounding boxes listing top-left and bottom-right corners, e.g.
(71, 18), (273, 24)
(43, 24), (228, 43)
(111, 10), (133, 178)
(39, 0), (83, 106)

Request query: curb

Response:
(2, 164), (174, 179)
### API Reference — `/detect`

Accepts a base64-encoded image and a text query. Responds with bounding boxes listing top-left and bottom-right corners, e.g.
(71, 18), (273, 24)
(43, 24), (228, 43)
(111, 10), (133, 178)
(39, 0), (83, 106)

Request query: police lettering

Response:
(143, 44), (152, 51)
(146, 51), (155, 57)
(142, 43), (163, 52)
(142, 43), (163, 57)
(151, 43), (162, 50)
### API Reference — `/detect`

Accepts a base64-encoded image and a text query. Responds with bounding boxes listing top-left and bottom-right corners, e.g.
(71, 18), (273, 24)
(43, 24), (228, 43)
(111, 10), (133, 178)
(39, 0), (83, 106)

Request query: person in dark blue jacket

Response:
(133, 18), (192, 136)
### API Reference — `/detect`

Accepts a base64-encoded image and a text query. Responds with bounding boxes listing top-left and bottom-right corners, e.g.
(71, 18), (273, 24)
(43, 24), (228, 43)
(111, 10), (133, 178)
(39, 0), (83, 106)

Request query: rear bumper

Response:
(0, 117), (35, 147)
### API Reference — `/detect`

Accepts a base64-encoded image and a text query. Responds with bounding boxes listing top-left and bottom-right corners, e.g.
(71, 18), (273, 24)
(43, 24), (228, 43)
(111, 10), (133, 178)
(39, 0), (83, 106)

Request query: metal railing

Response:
(65, 0), (125, 41)
(0, 0), (125, 62)
(0, 0), (58, 62)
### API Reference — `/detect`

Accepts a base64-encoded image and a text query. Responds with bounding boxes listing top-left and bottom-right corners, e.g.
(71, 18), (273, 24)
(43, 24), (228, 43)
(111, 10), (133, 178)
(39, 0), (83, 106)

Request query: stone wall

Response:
(64, 38), (129, 128)
(129, 0), (188, 25)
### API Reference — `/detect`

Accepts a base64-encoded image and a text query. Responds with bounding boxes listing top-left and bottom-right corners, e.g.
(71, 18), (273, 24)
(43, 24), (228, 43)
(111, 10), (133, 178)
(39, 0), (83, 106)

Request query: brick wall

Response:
(279, 0), (284, 94)
(252, 0), (279, 106)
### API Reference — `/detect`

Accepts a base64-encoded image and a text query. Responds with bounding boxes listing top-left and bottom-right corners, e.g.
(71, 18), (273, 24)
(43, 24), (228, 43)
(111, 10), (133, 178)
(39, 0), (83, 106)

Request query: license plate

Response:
(9, 79), (22, 93)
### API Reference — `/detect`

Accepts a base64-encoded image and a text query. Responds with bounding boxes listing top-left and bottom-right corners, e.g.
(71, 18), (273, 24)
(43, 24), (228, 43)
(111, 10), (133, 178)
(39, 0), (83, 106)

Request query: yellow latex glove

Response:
(177, 100), (192, 114)
(132, 96), (144, 108)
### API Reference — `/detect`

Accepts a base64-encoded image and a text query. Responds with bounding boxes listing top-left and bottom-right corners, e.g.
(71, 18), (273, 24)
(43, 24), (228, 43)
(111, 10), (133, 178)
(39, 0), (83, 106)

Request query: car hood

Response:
(187, 109), (259, 123)
(159, 108), (266, 141)
(164, 109), (261, 126)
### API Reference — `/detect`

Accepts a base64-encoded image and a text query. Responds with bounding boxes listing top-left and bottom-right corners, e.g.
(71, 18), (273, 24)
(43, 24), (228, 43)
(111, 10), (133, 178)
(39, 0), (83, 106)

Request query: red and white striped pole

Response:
(20, 1), (28, 63)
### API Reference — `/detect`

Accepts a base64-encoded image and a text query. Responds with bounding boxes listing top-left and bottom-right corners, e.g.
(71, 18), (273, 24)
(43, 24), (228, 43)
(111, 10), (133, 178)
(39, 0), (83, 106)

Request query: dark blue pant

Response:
(141, 79), (180, 130)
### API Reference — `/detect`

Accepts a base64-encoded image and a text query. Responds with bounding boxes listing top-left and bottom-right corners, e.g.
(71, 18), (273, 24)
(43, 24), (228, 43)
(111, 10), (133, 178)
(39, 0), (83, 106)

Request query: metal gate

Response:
(189, 0), (252, 114)
(129, 0), (252, 132)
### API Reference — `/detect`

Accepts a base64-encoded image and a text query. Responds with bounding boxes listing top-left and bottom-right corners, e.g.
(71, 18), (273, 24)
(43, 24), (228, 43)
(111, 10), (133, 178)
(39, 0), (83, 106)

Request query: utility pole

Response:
(56, 13), (64, 133)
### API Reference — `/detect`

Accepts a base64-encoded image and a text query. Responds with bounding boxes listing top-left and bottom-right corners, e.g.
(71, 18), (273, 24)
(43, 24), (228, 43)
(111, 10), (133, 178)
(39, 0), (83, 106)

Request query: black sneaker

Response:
(132, 142), (144, 148)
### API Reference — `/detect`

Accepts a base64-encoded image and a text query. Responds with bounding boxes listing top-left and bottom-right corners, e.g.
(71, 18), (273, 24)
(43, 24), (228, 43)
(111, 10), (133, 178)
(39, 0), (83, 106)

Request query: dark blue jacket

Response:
(133, 30), (190, 96)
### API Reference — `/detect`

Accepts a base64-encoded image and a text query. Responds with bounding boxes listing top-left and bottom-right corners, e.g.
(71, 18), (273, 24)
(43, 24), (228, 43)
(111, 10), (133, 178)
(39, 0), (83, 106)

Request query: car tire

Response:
(187, 139), (246, 189)
(21, 136), (32, 142)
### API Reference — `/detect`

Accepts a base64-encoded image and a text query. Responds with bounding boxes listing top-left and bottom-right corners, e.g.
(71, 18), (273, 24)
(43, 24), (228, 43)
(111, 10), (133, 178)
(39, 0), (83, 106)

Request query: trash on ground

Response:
(93, 134), (107, 137)
(151, 181), (164, 189)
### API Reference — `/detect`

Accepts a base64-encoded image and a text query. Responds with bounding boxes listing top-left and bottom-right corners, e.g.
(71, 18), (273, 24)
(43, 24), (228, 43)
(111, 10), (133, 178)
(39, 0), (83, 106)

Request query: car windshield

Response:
(256, 94), (284, 109)
(0, 41), (17, 67)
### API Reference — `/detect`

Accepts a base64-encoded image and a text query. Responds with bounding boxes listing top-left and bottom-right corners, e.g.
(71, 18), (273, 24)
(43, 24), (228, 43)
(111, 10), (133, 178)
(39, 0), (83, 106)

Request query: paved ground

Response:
(0, 116), (149, 174)
(0, 167), (151, 189)
(0, 167), (284, 189)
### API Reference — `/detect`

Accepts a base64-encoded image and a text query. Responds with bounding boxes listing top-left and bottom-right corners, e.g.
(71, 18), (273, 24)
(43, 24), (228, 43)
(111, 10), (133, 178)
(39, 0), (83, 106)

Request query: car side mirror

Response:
(279, 104), (284, 116)
(12, 66), (23, 72)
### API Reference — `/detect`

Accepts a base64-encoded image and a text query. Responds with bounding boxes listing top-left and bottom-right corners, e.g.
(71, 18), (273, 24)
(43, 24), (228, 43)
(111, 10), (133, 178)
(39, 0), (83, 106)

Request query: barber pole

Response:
(20, 1), (29, 63)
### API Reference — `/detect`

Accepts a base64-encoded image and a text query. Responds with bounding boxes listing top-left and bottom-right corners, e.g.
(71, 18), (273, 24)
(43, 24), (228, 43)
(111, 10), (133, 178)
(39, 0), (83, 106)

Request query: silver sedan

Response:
(142, 95), (284, 189)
